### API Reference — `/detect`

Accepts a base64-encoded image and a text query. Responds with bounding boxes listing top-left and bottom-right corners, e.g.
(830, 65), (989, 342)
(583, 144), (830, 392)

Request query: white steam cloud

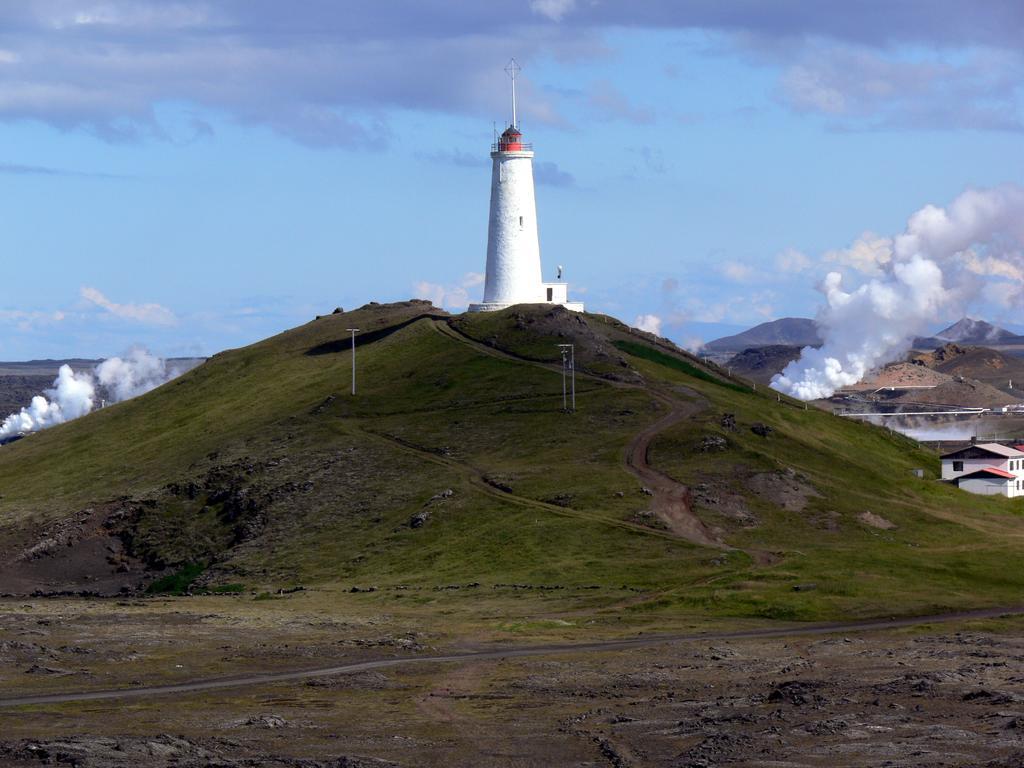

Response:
(773, 185), (1024, 401)
(633, 313), (663, 336)
(0, 349), (199, 440)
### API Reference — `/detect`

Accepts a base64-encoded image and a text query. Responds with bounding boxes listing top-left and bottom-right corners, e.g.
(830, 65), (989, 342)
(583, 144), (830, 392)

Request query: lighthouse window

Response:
(519, 216), (524, 228)
(547, 287), (553, 301)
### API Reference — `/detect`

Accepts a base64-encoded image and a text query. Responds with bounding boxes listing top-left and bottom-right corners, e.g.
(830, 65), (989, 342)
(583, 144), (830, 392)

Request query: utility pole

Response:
(559, 346), (568, 410)
(346, 328), (359, 395)
(557, 343), (575, 412)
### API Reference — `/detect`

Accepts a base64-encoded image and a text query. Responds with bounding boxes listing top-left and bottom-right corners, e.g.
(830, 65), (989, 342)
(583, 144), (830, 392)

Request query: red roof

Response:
(960, 466), (1016, 480)
(1014, 445), (1024, 453)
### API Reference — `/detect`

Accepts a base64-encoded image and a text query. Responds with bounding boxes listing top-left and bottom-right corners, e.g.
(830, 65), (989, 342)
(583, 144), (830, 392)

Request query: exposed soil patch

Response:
(0, 504), (146, 596)
(691, 482), (756, 527)
(749, 469), (822, 513)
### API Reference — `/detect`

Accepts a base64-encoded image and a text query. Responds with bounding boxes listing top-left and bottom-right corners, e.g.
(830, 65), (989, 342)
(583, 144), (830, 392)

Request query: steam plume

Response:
(772, 185), (1024, 400)
(0, 349), (199, 440)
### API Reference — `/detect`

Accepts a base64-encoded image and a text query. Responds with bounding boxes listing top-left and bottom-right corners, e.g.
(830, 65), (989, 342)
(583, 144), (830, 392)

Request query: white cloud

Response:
(776, 44), (1024, 131)
(412, 272), (484, 311)
(824, 231), (893, 275)
(722, 261), (754, 281)
(588, 80), (655, 125)
(961, 249), (1024, 282)
(80, 286), (178, 326)
(633, 313), (662, 335)
(529, 0), (577, 22)
(681, 336), (704, 353)
(780, 66), (846, 114)
(775, 247), (812, 273)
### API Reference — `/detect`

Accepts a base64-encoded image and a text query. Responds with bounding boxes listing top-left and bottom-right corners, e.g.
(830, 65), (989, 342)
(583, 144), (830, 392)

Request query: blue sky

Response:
(0, 1), (1022, 359)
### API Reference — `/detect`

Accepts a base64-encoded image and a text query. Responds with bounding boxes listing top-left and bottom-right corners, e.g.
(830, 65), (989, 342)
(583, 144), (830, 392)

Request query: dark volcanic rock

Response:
(767, 680), (825, 706)
(0, 735), (402, 767)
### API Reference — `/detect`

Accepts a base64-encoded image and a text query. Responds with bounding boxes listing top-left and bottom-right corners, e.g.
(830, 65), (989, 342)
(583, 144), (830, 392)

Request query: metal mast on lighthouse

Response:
(505, 58), (520, 129)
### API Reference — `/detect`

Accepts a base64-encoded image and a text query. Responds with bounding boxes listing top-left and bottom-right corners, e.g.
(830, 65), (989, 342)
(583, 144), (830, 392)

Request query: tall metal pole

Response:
(570, 344), (576, 412)
(560, 348), (567, 410)
(346, 328), (359, 395)
(558, 343), (575, 412)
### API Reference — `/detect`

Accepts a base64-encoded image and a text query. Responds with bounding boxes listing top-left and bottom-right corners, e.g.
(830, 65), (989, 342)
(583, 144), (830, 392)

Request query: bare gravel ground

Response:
(2, 597), (1024, 767)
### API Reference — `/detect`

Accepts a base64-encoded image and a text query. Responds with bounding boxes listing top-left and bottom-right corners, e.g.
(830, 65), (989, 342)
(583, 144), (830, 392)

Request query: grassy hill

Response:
(1, 301), (1023, 621)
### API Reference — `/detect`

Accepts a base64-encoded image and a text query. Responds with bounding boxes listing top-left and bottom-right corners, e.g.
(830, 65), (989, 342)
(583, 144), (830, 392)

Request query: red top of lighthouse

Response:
(498, 126), (522, 151)
(493, 125), (531, 153)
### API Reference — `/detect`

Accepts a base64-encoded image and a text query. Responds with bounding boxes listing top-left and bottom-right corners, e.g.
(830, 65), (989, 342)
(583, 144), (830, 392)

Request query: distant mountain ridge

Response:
(707, 316), (1024, 386)
(703, 317), (820, 354)
(707, 316), (1024, 357)
(914, 318), (1024, 349)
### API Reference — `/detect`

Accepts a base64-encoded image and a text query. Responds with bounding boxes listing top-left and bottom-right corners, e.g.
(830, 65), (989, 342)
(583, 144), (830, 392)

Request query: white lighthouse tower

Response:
(469, 60), (583, 313)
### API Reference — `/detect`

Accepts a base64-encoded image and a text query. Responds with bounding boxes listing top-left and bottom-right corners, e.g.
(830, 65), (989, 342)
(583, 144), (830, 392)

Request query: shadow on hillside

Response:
(305, 314), (448, 356)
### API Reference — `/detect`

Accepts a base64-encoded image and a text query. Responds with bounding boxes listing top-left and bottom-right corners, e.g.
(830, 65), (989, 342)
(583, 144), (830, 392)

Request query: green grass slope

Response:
(1, 301), (1023, 621)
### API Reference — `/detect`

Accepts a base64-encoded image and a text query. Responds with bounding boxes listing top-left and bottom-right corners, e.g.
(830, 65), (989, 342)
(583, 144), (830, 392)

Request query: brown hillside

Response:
(893, 378), (1017, 408)
(913, 343), (1024, 396)
(724, 345), (803, 385)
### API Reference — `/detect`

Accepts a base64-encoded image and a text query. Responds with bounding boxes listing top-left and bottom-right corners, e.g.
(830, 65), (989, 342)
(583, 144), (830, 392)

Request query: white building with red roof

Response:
(941, 442), (1024, 497)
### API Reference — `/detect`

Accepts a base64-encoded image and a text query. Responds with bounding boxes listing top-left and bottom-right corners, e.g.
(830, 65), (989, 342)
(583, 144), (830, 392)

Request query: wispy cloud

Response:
(722, 261), (754, 282)
(418, 149), (486, 168)
(588, 80), (655, 125)
(534, 160), (575, 187)
(413, 272), (485, 311)
(0, 161), (127, 179)
(80, 286), (177, 326)
(530, 0), (577, 22)
(775, 247), (813, 273)
(633, 313), (662, 335)
(775, 44), (1024, 132)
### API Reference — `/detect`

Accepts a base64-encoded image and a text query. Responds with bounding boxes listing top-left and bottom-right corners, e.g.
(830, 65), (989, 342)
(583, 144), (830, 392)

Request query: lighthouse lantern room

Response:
(468, 60), (584, 313)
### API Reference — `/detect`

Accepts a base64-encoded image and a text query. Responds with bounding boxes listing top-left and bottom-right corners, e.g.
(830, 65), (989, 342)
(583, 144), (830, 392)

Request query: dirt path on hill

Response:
(4, 605), (1023, 708)
(623, 395), (727, 550)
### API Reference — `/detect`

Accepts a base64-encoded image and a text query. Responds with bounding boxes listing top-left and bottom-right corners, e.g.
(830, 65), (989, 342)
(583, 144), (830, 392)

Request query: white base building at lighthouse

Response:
(469, 63), (583, 314)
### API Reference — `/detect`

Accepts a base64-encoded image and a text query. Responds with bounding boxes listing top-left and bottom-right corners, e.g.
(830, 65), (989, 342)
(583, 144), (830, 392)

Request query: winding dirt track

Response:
(622, 395), (724, 549)
(3, 606), (1023, 708)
